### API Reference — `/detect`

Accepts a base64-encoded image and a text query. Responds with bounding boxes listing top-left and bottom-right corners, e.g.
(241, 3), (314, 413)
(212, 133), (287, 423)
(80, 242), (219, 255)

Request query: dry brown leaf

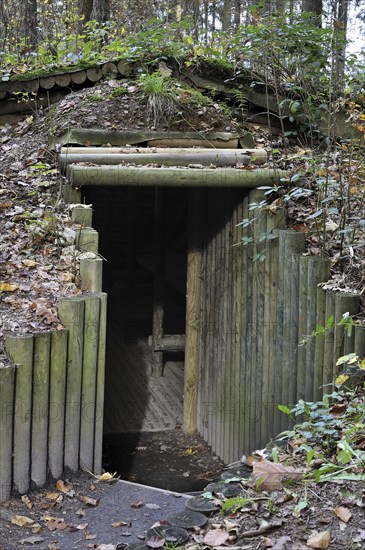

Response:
(46, 518), (68, 531)
(0, 282), (19, 292)
(334, 506), (352, 523)
(84, 531), (97, 540)
(11, 515), (34, 527)
(78, 494), (99, 507)
(22, 259), (37, 267)
(252, 460), (303, 491)
(21, 495), (32, 509)
(131, 500), (144, 508)
(307, 531), (331, 549)
(111, 520), (131, 528)
(45, 492), (59, 501)
(55, 479), (73, 494)
(203, 528), (230, 547)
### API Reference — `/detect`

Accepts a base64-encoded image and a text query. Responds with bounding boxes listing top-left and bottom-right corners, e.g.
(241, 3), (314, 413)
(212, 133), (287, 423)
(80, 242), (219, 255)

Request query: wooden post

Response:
(334, 293), (360, 377)
(354, 325), (365, 358)
(62, 184), (81, 204)
(80, 256), (103, 291)
(71, 205), (93, 227)
(305, 258), (331, 400)
(94, 292), (107, 474)
(313, 287), (328, 401)
(80, 294), (100, 472)
(76, 228), (99, 254)
(183, 189), (202, 434)
(48, 329), (68, 479)
(0, 365), (15, 502)
(58, 297), (85, 471)
(5, 334), (34, 495)
(277, 231), (306, 430)
(31, 332), (51, 487)
(152, 188), (165, 377)
(323, 290), (336, 389)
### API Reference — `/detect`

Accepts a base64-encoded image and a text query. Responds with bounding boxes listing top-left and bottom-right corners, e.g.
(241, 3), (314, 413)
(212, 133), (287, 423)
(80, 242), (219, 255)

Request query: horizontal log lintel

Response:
(67, 165), (287, 188)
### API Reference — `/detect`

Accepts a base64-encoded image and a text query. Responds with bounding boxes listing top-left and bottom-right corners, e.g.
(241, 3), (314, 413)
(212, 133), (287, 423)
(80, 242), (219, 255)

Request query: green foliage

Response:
(278, 384), (365, 483)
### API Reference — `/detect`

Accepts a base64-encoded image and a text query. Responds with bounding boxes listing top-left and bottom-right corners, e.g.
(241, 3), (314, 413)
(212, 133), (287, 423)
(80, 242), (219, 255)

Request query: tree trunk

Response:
(78, 0), (93, 31)
(221, 0), (232, 32)
(20, 0), (37, 49)
(302, 0), (322, 25)
(92, 0), (111, 23)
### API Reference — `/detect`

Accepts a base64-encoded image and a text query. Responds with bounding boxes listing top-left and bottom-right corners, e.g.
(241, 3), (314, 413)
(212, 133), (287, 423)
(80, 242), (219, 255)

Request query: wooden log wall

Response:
(197, 189), (365, 463)
(0, 292), (106, 503)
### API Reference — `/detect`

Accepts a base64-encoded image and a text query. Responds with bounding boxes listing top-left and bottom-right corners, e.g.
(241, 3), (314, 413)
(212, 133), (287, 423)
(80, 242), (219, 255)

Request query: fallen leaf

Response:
(307, 531), (331, 549)
(0, 282), (19, 292)
(203, 528), (230, 547)
(84, 531), (97, 540)
(335, 506), (352, 523)
(111, 521), (131, 528)
(98, 471), (119, 482)
(19, 535), (44, 545)
(45, 492), (59, 501)
(252, 460), (303, 491)
(55, 479), (73, 494)
(46, 518), (68, 531)
(22, 259), (37, 267)
(146, 503), (161, 510)
(21, 495), (32, 509)
(78, 495), (99, 507)
(131, 500), (144, 508)
(11, 515), (34, 527)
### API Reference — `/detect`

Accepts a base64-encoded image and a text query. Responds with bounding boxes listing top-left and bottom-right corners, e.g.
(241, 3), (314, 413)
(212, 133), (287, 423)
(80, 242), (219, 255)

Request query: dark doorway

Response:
(81, 185), (189, 482)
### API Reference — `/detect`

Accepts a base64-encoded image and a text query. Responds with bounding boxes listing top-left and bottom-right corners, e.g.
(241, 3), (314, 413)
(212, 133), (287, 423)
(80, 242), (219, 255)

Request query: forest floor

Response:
(0, 75), (364, 549)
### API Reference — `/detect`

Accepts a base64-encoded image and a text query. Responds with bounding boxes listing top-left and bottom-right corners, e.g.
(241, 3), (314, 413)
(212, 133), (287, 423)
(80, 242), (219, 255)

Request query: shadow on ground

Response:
(103, 430), (224, 493)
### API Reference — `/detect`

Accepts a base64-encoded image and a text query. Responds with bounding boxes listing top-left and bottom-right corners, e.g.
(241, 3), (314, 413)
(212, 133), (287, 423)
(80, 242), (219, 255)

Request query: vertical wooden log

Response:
(5, 334), (34, 495)
(48, 329), (68, 480)
(62, 184), (81, 204)
(288, 254), (302, 408)
(126, 188), (136, 337)
(250, 189), (266, 451)
(305, 258), (331, 401)
(0, 366), (15, 502)
(354, 325), (365, 358)
(333, 293), (360, 378)
(152, 188), (165, 377)
(230, 193), (243, 461)
(31, 333), (51, 487)
(277, 231), (306, 431)
(261, 208), (284, 445)
(76, 228), (99, 254)
(94, 292), (107, 474)
(58, 297), (85, 471)
(313, 287), (327, 401)
(240, 195), (251, 455)
(184, 189), (202, 434)
(71, 205), (93, 227)
(80, 257), (103, 291)
(323, 290), (336, 390)
(80, 294), (100, 472)
(297, 255), (309, 400)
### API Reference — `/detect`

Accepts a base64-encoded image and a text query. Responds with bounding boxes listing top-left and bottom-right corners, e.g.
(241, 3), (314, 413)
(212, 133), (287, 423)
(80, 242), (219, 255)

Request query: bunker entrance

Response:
(82, 184), (188, 428)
